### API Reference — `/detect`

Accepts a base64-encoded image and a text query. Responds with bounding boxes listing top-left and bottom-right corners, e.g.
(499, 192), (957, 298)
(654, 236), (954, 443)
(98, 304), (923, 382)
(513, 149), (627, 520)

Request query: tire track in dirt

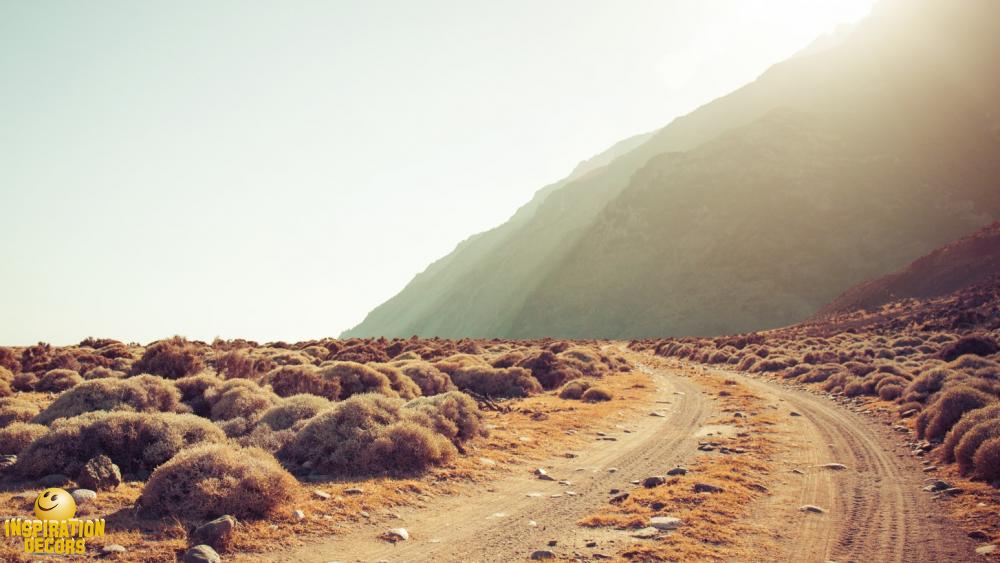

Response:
(730, 370), (977, 563)
(270, 359), (710, 562)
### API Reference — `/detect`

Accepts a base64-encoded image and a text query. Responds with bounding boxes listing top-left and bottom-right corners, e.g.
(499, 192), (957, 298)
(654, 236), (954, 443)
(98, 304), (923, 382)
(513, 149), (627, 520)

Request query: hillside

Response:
(816, 222), (1000, 318)
(345, 0), (1000, 339)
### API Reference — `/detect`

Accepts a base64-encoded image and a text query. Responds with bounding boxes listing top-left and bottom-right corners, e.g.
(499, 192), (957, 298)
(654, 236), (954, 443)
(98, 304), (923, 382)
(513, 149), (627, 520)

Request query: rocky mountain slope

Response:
(345, 0), (1000, 339)
(815, 222), (1000, 318)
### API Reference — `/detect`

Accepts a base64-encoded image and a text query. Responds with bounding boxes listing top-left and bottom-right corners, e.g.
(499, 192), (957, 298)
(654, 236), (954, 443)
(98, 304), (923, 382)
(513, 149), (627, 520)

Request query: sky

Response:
(0, 0), (875, 346)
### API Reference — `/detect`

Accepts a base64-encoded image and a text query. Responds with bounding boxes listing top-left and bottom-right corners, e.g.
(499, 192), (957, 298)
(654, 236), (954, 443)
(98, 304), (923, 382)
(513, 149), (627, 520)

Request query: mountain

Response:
(815, 222), (1000, 318)
(344, 0), (1000, 339)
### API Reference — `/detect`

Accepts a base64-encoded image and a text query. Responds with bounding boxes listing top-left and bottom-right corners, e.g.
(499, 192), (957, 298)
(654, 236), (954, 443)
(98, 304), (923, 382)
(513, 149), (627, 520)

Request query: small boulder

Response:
(183, 545), (221, 563)
(642, 476), (665, 488)
(799, 505), (826, 513)
(102, 544), (127, 555)
(975, 545), (996, 556)
(192, 515), (237, 549)
(818, 463), (847, 471)
(650, 516), (683, 530)
(71, 489), (97, 505)
(693, 483), (724, 494)
(77, 455), (122, 491)
(666, 467), (687, 476)
(383, 528), (409, 542)
(609, 492), (629, 504)
(530, 550), (556, 560)
(343, 487), (364, 495)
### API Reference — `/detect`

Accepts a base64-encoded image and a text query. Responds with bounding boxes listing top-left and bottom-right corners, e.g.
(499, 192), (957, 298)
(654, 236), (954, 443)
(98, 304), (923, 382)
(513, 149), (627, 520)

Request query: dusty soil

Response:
(267, 352), (982, 562)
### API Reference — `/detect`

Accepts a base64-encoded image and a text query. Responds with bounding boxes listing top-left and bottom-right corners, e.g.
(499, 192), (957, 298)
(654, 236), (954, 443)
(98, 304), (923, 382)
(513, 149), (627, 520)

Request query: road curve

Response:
(728, 369), (978, 563)
(271, 360), (710, 562)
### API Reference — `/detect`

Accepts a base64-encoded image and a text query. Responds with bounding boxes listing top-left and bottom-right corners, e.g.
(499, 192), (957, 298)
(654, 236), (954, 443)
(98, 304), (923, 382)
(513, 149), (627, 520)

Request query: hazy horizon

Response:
(0, 0), (875, 346)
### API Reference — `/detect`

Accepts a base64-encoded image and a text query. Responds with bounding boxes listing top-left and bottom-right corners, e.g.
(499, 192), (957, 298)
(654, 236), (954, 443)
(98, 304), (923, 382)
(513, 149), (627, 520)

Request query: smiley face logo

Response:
(33, 488), (77, 520)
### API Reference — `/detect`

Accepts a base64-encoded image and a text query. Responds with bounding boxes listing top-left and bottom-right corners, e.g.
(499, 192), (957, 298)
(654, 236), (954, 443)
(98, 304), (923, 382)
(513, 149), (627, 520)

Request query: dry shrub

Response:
(174, 373), (223, 417)
(318, 361), (396, 399)
(954, 419), (1000, 474)
(369, 363), (422, 399)
(450, 366), (541, 398)
(516, 350), (585, 390)
(557, 347), (608, 377)
(878, 384), (904, 401)
(843, 380), (866, 397)
(559, 379), (592, 400)
(205, 379), (278, 422)
(797, 364), (841, 384)
(903, 368), (952, 403)
(392, 361), (455, 396)
(391, 351), (422, 362)
(141, 444), (298, 520)
(35, 369), (83, 392)
(12, 372), (37, 392)
(300, 345), (329, 361)
(915, 386), (994, 441)
(0, 379), (11, 398)
(16, 412), (226, 477)
(433, 354), (491, 376)
(286, 392), (481, 476)
(491, 351), (526, 368)
(263, 349), (315, 367)
(938, 334), (999, 362)
(34, 375), (183, 425)
(0, 422), (47, 455)
(81, 366), (125, 380)
(941, 403), (1000, 462)
(581, 386), (613, 402)
(132, 336), (204, 379)
(0, 398), (40, 426)
(364, 421), (455, 474)
(331, 343), (389, 364)
(264, 365), (339, 400)
(257, 394), (333, 431)
(973, 438), (1000, 482)
(215, 349), (274, 380)
(0, 348), (20, 373)
(404, 391), (486, 445)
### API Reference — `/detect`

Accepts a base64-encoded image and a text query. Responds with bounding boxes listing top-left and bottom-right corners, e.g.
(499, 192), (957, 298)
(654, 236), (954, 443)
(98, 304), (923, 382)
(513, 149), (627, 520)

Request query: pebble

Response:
(799, 505), (826, 513)
(819, 463), (848, 471)
(71, 489), (97, 505)
(313, 490), (331, 500)
(293, 510), (306, 520)
(650, 516), (683, 530)
(384, 528), (409, 542)
(631, 527), (660, 539)
(693, 483), (724, 494)
(343, 487), (364, 495)
(182, 545), (221, 563)
(642, 476), (666, 488)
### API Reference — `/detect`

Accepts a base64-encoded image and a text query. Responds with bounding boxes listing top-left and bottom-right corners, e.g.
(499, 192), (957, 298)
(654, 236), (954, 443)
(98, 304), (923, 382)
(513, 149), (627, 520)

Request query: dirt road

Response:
(272, 361), (710, 562)
(271, 357), (978, 562)
(722, 368), (977, 563)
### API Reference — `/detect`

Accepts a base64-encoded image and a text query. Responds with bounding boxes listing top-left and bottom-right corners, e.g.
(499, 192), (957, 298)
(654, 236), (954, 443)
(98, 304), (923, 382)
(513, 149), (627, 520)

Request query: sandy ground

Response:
(268, 354), (979, 562)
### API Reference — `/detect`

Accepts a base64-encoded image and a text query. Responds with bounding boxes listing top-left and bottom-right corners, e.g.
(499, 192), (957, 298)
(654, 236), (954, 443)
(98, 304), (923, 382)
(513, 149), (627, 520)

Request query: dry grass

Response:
(578, 366), (777, 561)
